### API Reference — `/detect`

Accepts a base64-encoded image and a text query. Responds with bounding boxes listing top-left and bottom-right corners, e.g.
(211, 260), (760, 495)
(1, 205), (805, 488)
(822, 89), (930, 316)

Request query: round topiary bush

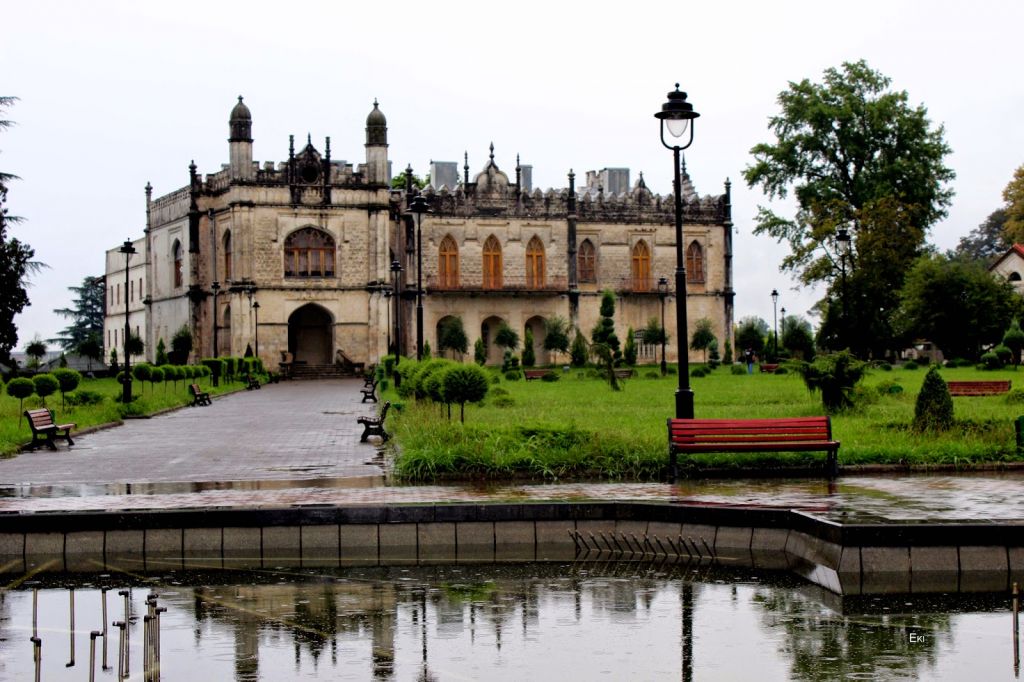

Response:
(903, 360), (919, 370)
(774, 366), (789, 375)
(541, 371), (560, 382)
(52, 368), (82, 409)
(32, 373), (60, 405)
(504, 370), (522, 381)
(979, 351), (1002, 370)
(7, 377), (35, 414)
(913, 366), (954, 432)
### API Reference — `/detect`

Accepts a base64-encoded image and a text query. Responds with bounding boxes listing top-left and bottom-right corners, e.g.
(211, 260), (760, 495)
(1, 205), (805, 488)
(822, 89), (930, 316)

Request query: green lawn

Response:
(384, 364), (1024, 480)
(0, 376), (244, 456)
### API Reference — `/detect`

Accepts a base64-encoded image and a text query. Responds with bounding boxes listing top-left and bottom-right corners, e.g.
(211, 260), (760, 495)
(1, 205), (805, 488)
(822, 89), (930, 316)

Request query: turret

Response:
(228, 96), (254, 181)
(364, 99), (388, 185)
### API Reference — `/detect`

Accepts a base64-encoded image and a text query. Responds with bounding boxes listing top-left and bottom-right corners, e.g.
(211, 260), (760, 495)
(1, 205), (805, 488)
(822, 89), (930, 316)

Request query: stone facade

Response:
(104, 98), (734, 371)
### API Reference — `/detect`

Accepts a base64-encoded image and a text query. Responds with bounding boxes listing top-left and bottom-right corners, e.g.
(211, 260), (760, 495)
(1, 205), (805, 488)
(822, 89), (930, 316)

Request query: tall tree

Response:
(896, 253), (1020, 360)
(744, 60), (954, 358)
(735, 316), (768, 355)
(951, 209), (1010, 263)
(1003, 165), (1024, 244)
(0, 96), (37, 366)
(689, 318), (716, 363)
(437, 316), (469, 357)
(50, 275), (106, 350)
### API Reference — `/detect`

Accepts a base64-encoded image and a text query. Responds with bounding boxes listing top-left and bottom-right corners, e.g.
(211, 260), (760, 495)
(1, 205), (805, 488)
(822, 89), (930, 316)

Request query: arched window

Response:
(438, 235), (459, 288)
(483, 235), (502, 289)
(686, 241), (705, 283)
(284, 227), (335, 278)
(223, 230), (232, 281)
(1010, 272), (1022, 282)
(526, 236), (546, 288)
(578, 239), (596, 283)
(173, 240), (183, 288)
(631, 240), (651, 291)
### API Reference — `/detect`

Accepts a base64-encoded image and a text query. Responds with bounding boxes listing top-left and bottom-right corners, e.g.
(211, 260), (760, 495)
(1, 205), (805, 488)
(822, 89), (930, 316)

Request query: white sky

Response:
(4, 0), (1023, 349)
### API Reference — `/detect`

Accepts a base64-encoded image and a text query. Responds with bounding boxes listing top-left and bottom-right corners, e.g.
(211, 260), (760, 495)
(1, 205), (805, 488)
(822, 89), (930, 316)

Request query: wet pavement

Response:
(1, 379), (1022, 523)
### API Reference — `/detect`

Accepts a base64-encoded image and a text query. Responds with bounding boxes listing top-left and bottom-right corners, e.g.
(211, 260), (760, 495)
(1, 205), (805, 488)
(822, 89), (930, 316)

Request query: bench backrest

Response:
(25, 409), (55, 430)
(190, 384), (204, 395)
(380, 401), (391, 420)
(946, 380), (1011, 390)
(668, 417), (833, 449)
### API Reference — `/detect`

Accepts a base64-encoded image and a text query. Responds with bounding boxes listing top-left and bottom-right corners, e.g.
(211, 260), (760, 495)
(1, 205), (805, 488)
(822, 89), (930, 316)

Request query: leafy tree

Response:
(7, 376), (33, 423)
(735, 317), (767, 356)
(542, 316), (571, 361)
(390, 170), (429, 190)
(0, 96), (38, 366)
(32, 373), (59, 407)
(690, 318), (716, 363)
(1003, 165), (1024, 244)
(782, 315), (816, 360)
(913, 366), (954, 432)
(1003, 319), (1024, 366)
(521, 328), (536, 367)
(896, 253), (1020, 360)
(952, 209), (1009, 263)
(590, 290), (622, 390)
(494, 322), (519, 351)
(437, 316), (469, 357)
(473, 338), (487, 365)
(125, 333), (144, 358)
(442, 364), (489, 422)
(569, 329), (588, 367)
(50, 275), (105, 350)
(155, 338), (169, 366)
(170, 325), (193, 364)
(51, 368), (81, 410)
(150, 366), (165, 393)
(25, 337), (46, 367)
(794, 350), (867, 412)
(643, 317), (666, 346)
(744, 60), (954, 357)
(623, 327), (637, 366)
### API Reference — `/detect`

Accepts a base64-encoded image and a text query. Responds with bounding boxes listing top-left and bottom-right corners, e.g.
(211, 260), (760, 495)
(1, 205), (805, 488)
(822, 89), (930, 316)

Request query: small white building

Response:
(989, 243), (1024, 295)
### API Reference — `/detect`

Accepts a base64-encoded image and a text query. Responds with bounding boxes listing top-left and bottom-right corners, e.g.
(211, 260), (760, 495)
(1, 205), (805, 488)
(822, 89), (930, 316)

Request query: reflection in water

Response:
(3, 565), (1018, 681)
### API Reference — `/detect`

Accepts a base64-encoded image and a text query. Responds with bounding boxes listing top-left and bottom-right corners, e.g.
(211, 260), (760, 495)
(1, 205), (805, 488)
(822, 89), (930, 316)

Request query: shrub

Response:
(793, 350), (867, 413)
(501, 350), (520, 373)
(32, 373), (60, 406)
(980, 351), (1003, 370)
(133, 363), (153, 388)
(645, 370), (661, 379)
(493, 394), (516, 408)
(7, 377), (35, 417)
(994, 345), (1013, 366)
(917, 356), (931, 366)
(1003, 319), (1024, 366)
(1005, 389), (1024, 404)
(876, 361), (893, 371)
(170, 325), (193, 365)
(442, 364), (490, 422)
(474, 339), (487, 366)
(201, 358), (226, 382)
(690, 366), (709, 378)
(541, 371), (560, 382)
(773, 366), (789, 375)
(149, 366), (165, 391)
(913, 365), (954, 432)
(504, 370), (522, 381)
(522, 329), (536, 368)
(490, 374), (501, 385)
(730, 364), (746, 375)
(903, 360), (919, 370)
(570, 330), (588, 367)
(491, 386), (509, 397)
(875, 379), (904, 395)
(66, 389), (104, 406)
(155, 338), (169, 366)
(623, 327), (637, 366)
(382, 355), (396, 376)
(52, 368), (82, 409)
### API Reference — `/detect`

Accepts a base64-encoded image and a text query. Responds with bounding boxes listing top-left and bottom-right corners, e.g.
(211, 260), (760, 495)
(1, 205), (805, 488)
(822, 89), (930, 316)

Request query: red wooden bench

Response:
(947, 380), (1011, 396)
(667, 416), (839, 479)
(523, 369), (547, 381)
(24, 408), (76, 451)
(759, 363), (779, 373)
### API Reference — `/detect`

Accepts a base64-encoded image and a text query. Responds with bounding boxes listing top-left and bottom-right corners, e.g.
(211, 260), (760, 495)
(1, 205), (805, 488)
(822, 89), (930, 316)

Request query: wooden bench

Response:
(613, 368), (633, 380)
(358, 401), (391, 442)
(667, 416), (839, 479)
(524, 369), (548, 381)
(245, 375), (261, 390)
(361, 379), (378, 403)
(189, 383), (212, 406)
(947, 380), (1011, 396)
(759, 363), (779, 373)
(24, 409), (76, 451)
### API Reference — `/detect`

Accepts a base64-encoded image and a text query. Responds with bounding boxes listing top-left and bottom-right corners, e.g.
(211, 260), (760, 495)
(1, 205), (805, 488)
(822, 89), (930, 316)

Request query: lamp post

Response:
(384, 289), (392, 355)
(211, 281), (221, 360)
(658, 276), (668, 376)
(245, 285), (257, 356)
(252, 301), (260, 359)
(390, 258), (403, 381)
(836, 227), (852, 349)
(408, 195), (430, 361)
(771, 289), (779, 362)
(655, 84), (700, 419)
(780, 306), (786, 356)
(119, 239), (136, 405)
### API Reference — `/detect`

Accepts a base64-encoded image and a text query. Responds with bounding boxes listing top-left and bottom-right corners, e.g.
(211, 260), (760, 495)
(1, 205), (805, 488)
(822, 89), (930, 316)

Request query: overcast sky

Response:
(4, 0), (1023, 349)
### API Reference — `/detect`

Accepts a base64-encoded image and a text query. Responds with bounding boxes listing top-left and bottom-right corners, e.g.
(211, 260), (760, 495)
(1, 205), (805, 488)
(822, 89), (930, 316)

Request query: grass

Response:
(0, 376), (245, 456)
(384, 363), (1024, 481)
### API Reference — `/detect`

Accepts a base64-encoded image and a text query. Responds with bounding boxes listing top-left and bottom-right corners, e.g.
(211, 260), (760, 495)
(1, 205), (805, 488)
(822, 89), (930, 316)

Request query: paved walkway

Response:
(1, 379), (1023, 522)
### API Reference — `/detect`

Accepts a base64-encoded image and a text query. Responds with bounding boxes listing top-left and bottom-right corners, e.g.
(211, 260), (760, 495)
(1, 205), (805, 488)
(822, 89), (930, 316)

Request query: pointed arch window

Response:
(631, 240), (651, 291)
(483, 235), (502, 289)
(173, 240), (183, 288)
(578, 239), (596, 283)
(438, 235), (459, 288)
(223, 230), (233, 281)
(686, 241), (705, 283)
(284, 227), (336, 278)
(526, 236), (546, 289)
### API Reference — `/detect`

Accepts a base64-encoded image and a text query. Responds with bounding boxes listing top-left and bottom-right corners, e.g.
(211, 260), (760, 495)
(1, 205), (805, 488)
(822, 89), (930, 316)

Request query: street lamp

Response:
(211, 281), (221, 361)
(252, 301), (260, 359)
(119, 239), (136, 405)
(384, 288), (392, 355)
(390, 258), (403, 382)
(657, 276), (668, 376)
(771, 289), (779, 362)
(655, 84), (700, 419)
(836, 227), (852, 349)
(408, 195), (430, 361)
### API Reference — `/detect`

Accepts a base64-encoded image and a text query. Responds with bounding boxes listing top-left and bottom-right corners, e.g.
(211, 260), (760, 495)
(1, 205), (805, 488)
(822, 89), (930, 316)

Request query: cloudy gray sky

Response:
(4, 0), (1023, 349)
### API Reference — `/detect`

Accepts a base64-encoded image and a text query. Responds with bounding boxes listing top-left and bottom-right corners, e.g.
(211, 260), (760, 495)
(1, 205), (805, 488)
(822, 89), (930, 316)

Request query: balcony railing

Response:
(425, 274), (569, 293)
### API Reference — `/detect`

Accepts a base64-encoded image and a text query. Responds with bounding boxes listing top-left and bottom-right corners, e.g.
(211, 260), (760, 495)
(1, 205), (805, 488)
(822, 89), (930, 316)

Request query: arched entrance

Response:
(480, 315), (506, 365)
(525, 315), (548, 365)
(288, 303), (333, 365)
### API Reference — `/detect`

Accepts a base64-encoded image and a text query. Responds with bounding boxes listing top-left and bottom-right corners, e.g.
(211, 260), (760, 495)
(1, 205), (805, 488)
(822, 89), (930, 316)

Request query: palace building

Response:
(103, 97), (735, 374)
